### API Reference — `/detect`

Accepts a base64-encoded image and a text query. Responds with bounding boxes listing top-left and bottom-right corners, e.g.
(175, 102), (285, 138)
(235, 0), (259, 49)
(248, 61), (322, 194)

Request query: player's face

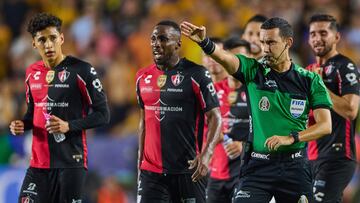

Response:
(33, 26), (64, 64)
(151, 25), (180, 66)
(202, 43), (224, 75)
(260, 28), (289, 67)
(309, 21), (339, 57)
(242, 22), (262, 55)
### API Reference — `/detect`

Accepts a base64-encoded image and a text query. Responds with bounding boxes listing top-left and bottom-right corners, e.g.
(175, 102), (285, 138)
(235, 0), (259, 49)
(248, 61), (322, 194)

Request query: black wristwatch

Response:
(290, 131), (300, 144)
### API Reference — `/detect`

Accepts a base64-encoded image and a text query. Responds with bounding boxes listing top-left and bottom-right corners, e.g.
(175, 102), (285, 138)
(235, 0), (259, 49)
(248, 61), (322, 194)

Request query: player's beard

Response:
(314, 43), (332, 57)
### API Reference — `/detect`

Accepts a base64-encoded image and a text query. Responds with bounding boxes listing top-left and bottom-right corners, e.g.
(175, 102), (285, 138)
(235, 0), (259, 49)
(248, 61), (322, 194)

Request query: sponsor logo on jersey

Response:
(234, 190), (251, 198)
(30, 83), (42, 90)
(36, 95), (69, 111)
(171, 73), (184, 86)
(72, 154), (83, 162)
(157, 75), (167, 88)
(264, 79), (277, 88)
(323, 64), (335, 76)
(140, 86), (153, 93)
(259, 96), (270, 111)
(46, 70), (55, 84)
(54, 84), (70, 88)
(144, 99), (183, 121)
(290, 99), (306, 118)
(58, 69), (70, 83)
(228, 91), (238, 104)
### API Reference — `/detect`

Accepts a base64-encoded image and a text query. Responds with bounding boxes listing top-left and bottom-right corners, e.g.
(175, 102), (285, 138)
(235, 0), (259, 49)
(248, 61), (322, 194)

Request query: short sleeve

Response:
(231, 54), (259, 84)
(310, 74), (332, 110)
(338, 61), (359, 96)
(191, 68), (219, 112)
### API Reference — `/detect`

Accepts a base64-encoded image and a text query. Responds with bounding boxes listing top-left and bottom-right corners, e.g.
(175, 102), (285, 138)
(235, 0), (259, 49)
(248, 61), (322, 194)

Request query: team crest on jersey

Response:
(157, 75), (167, 88)
(21, 196), (34, 203)
(290, 99), (306, 118)
(58, 69), (70, 83)
(259, 96), (270, 111)
(323, 63), (335, 76)
(46, 70), (55, 84)
(171, 73), (184, 86)
(240, 91), (247, 102)
(228, 91), (238, 104)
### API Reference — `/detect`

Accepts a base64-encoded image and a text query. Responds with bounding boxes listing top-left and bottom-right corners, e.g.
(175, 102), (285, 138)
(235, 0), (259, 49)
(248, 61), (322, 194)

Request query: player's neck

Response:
(44, 54), (66, 69)
(317, 49), (338, 65)
(157, 57), (180, 71)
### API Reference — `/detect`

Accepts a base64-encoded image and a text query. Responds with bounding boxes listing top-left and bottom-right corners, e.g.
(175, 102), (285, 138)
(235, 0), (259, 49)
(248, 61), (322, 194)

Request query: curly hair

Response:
(27, 13), (62, 37)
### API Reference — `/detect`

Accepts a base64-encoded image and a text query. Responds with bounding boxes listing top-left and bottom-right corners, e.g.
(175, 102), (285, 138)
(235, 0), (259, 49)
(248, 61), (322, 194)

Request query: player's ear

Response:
(32, 40), (36, 49)
(286, 37), (293, 48)
(176, 40), (181, 50)
(60, 33), (64, 45)
(335, 32), (340, 43)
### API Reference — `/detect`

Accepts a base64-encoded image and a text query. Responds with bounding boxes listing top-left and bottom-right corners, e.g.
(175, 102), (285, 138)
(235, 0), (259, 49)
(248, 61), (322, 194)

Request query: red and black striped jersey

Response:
(136, 58), (219, 174)
(23, 56), (110, 169)
(210, 78), (249, 180)
(307, 54), (360, 161)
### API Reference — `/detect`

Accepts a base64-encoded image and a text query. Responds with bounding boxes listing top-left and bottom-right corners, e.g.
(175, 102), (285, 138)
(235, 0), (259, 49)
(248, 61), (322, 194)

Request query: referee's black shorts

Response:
(18, 167), (87, 203)
(137, 170), (206, 203)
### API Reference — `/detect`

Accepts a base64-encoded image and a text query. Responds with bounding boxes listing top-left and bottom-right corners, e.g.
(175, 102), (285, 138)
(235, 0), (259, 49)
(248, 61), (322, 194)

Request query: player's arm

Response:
(327, 92), (359, 120)
(138, 109), (145, 169)
(189, 107), (222, 182)
(67, 66), (110, 131)
(180, 21), (240, 74)
(265, 108), (331, 150)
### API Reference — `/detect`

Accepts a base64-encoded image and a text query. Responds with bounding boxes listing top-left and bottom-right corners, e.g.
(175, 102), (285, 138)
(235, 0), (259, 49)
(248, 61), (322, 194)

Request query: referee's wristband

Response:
(290, 131), (300, 144)
(197, 37), (216, 55)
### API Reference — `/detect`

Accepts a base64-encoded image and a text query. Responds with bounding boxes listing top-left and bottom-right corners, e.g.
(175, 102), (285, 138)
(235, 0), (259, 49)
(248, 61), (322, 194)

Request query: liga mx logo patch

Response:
(58, 69), (70, 83)
(290, 99), (306, 118)
(171, 73), (184, 86)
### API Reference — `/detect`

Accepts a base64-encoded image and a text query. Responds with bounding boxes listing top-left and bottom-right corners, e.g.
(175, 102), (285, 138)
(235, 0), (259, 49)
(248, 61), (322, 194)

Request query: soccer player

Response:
(205, 37), (251, 203)
(242, 15), (268, 59)
(9, 13), (110, 203)
(307, 14), (359, 203)
(136, 20), (222, 203)
(181, 17), (332, 202)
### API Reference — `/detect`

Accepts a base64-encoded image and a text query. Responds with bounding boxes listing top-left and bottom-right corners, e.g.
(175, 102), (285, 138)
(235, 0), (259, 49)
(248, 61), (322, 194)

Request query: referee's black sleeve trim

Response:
(311, 105), (332, 110)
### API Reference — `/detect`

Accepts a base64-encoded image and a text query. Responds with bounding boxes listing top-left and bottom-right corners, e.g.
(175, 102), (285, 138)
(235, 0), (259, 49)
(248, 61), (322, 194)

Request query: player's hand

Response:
(9, 120), (24, 135)
(264, 135), (294, 151)
(180, 21), (206, 43)
(45, 115), (69, 134)
(188, 152), (211, 182)
(224, 141), (243, 158)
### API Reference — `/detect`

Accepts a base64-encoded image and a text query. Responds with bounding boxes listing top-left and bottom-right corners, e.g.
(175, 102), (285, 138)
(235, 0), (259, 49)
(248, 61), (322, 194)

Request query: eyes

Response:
(310, 31), (328, 38)
(36, 35), (58, 44)
(151, 35), (169, 44)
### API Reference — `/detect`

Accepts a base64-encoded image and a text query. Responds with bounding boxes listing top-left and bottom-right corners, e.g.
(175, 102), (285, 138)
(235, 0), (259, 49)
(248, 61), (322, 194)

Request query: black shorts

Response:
(18, 167), (87, 203)
(206, 176), (239, 203)
(311, 158), (356, 203)
(233, 150), (314, 203)
(137, 170), (206, 203)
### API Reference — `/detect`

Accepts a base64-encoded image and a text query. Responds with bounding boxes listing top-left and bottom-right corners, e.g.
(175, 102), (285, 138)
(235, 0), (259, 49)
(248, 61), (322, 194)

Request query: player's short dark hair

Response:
(245, 14), (268, 27)
(27, 13), (62, 37)
(223, 37), (250, 53)
(261, 17), (293, 38)
(156, 20), (181, 35)
(309, 14), (339, 31)
(209, 37), (223, 44)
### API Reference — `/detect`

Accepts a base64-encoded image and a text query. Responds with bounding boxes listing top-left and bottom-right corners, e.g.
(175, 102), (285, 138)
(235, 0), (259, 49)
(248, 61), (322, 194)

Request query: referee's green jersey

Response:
(232, 55), (332, 153)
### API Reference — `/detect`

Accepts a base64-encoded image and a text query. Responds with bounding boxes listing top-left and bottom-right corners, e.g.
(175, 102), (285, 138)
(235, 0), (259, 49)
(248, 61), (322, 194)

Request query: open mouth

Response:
(45, 51), (55, 57)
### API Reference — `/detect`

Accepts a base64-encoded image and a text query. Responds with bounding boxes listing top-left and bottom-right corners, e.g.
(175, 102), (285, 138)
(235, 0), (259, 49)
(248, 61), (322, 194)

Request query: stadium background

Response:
(0, 0), (360, 202)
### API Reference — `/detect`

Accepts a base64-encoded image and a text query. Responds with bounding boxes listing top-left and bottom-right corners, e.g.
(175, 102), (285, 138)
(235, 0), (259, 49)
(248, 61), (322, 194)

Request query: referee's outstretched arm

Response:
(180, 21), (240, 75)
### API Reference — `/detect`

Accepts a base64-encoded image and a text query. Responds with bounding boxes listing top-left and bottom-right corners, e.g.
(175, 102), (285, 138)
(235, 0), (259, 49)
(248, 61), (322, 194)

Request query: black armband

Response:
(290, 131), (300, 144)
(197, 37), (216, 55)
